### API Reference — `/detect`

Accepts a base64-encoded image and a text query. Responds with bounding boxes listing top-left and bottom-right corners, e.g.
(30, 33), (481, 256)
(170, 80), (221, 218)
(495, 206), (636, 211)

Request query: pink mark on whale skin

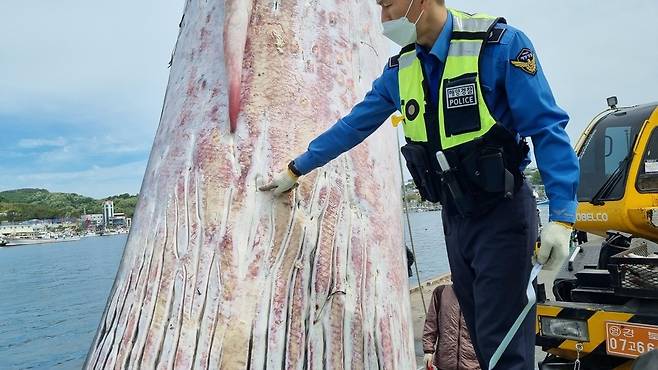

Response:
(223, 0), (254, 135)
(186, 78), (197, 98)
(199, 27), (210, 53)
(179, 109), (192, 127)
(228, 78), (240, 133)
(208, 105), (220, 124)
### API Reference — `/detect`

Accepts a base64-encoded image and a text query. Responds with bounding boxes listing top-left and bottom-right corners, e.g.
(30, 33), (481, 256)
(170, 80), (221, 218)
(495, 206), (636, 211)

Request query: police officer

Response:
(260, 1), (579, 369)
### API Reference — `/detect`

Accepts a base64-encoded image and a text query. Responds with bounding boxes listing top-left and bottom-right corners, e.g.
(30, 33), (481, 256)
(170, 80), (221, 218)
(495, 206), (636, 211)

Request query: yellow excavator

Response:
(536, 98), (658, 370)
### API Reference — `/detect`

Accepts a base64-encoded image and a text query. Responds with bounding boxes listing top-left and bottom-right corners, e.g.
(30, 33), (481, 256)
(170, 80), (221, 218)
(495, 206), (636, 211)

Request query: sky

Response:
(1, 1), (657, 198)
(0, 1), (184, 198)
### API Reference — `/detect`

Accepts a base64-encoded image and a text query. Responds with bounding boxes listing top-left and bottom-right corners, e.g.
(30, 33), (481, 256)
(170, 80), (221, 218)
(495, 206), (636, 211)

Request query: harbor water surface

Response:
(0, 206), (549, 369)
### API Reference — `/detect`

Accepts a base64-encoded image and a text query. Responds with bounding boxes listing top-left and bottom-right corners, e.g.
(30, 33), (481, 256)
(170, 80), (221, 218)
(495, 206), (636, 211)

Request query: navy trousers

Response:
(442, 182), (537, 370)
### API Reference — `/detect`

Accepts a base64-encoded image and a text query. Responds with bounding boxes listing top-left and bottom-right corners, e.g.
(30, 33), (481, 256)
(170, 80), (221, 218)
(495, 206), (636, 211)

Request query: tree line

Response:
(0, 189), (138, 223)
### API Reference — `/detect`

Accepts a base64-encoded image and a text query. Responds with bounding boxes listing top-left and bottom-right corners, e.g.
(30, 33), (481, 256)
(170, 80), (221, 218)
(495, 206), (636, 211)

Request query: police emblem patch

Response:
(445, 83), (477, 109)
(511, 48), (537, 76)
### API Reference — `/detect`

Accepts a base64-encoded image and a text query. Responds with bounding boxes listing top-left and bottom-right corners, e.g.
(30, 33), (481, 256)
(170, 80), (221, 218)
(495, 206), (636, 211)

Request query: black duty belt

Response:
(400, 124), (528, 217)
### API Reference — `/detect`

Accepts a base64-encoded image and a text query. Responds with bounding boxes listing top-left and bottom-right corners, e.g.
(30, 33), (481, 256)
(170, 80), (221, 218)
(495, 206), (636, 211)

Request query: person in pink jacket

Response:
(423, 284), (480, 370)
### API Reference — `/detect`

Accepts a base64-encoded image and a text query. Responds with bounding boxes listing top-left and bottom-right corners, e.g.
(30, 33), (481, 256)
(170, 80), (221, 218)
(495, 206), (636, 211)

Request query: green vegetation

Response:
(524, 167), (543, 186)
(105, 193), (139, 219)
(0, 189), (138, 222)
(403, 181), (423, 204)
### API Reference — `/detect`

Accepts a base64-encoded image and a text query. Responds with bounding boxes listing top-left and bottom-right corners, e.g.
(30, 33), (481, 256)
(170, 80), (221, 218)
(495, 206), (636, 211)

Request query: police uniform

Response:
(291, 9), (579, 370)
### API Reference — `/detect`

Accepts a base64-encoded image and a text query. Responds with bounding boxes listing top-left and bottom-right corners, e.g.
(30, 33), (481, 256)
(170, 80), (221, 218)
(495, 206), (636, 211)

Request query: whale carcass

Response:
(85, 0), (415, 368)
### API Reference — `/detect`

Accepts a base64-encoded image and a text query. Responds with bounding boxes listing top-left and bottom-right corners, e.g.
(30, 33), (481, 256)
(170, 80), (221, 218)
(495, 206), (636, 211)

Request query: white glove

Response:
(259, 168), (299, 195)
(537, 221), (573, 271)
(423, 354), (433, 369)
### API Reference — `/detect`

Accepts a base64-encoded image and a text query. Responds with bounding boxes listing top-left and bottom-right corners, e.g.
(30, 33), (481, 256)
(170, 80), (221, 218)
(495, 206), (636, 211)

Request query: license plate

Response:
(606, 321), (658, 358)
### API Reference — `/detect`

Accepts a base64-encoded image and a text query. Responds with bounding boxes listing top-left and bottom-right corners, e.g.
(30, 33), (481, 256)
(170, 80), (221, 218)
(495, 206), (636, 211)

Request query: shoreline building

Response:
(111, 212), (128, 228)
(81, 214), (104, 229)
(0, 224), (36, 238)
(103, 201), (115, 227)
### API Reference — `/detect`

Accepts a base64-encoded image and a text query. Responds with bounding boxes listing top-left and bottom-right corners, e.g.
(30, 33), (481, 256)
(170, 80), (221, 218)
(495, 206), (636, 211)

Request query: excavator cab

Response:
(576, 101), (658, 240)
(537, 99), (658, 370)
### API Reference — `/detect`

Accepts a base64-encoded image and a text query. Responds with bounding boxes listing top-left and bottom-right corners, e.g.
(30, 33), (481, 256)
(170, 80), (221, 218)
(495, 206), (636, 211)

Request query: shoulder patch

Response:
(487, 28), (506, 44)
(510, 48), (537, 76)
(388, 55), (400, 69)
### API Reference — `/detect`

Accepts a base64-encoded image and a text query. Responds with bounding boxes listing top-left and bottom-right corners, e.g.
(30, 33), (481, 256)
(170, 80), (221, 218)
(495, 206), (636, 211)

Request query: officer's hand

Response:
(423, 353), (433, 369)
(259, 168), (299, 195)
(537, 221), (572, 271)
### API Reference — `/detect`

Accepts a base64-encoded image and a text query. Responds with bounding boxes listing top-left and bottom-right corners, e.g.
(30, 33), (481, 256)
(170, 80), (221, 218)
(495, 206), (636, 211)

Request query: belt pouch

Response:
(400, 144), (442, 203)
(477, 147), (506, 193)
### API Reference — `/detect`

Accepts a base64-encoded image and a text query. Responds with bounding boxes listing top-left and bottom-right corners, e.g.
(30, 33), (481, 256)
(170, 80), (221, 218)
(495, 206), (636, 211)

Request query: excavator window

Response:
(637, 127), (658, 193)
(578, 111), (644, 202)
(603, 127), (632, 176)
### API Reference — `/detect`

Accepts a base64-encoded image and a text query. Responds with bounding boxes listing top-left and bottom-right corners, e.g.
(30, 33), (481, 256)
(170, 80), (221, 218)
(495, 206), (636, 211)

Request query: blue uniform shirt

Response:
(294, 11), (579, 223)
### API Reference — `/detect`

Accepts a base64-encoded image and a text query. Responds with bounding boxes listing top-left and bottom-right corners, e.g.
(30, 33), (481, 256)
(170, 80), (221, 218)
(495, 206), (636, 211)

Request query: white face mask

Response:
(382, 0), (425, 47)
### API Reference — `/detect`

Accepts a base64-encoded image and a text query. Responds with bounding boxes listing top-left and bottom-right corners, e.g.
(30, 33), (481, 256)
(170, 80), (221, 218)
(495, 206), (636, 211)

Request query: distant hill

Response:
(0, 189), (138, 223)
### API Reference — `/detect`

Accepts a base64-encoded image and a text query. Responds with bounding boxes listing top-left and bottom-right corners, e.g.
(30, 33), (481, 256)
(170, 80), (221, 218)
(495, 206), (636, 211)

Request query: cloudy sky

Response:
(0, 1), (183, 198)
(1, 1), (656, 198)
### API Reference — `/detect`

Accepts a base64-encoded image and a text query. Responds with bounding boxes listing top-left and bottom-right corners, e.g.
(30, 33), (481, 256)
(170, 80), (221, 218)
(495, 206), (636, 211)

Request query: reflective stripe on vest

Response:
(398, 9), (502, 150)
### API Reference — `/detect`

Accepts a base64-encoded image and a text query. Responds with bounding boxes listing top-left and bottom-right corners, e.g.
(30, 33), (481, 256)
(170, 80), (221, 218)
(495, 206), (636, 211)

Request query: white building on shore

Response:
(0, 224), (36, 237)
(103, 201), (115, 227)
(81, 214), (104, 227)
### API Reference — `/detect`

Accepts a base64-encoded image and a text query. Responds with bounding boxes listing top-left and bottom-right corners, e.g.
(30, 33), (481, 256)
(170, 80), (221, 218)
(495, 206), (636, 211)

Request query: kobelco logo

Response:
(577, 212), (609, 222)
